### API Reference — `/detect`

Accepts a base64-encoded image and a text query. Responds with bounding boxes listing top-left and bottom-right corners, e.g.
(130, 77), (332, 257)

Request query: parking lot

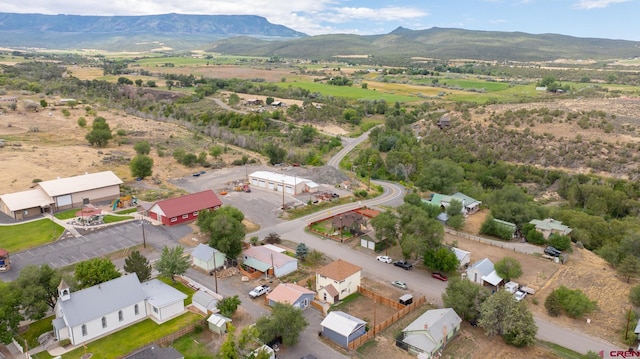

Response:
(169, 164), (352, 231)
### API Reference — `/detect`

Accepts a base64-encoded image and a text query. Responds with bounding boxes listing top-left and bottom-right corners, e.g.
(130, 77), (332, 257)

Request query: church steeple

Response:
(58, 279), (71, 301)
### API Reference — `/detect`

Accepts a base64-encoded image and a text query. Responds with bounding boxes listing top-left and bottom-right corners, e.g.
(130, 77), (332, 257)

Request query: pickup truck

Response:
(249, 285), (271, 298)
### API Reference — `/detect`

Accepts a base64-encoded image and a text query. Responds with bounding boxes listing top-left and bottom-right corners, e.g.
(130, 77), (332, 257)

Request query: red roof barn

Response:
(148, 190), (222, 226)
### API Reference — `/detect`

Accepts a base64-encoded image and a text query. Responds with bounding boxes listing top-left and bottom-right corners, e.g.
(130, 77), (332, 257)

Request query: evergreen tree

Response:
(124, 250), (152, 282)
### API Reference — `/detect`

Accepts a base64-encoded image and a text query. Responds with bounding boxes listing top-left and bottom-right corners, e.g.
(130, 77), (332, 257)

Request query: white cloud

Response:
(573, 0), (630, 9)
(325, 6), (429, 23)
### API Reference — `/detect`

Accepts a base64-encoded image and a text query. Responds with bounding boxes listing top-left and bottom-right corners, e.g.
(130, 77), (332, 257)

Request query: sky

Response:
(1, 0), (638, 41)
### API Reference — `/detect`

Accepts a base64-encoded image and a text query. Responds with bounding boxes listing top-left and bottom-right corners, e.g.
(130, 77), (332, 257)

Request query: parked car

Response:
(376, 255), (392, 263)
(301, 355), (317, 359)
(249, 285), (271, 298)
(391, 280), (408, 289)
(514, 290), (527, 301)
(544, 246), (562, 257)
(394, 260), (413, 270)
(431, 272), (448, 281)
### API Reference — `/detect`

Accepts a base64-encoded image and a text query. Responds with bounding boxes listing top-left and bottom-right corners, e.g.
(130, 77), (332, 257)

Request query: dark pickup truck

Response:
(394, 260), (413, 270)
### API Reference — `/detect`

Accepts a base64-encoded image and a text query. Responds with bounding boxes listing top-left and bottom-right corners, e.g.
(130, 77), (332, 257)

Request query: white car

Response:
(392, 280), (408, 289)
(376, 255), (392, 263)
(514, 290), (527, 302)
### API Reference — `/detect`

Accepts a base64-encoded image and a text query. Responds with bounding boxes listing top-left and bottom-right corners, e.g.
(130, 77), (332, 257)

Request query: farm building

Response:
(320, 311), (366, 349)
(248, 171), (318, 195)
(267, 283), (315, 310)
(191, 243), (226, 273)
(242, 245), (298, 278)
(148, 190), (222, 226)
(53, 274), (186, 346)
(316, 259), (362, 304)
(0, 171), (123, 220)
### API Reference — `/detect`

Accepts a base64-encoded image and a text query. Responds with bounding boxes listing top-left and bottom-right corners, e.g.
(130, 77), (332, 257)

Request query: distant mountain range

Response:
(208, 26), (640, 62)
(0, 12), (306, 51)
(1, 12), (639, 62)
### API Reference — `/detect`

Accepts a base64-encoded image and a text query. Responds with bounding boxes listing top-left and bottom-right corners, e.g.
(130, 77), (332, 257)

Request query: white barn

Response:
(248, 171), (318, 195)
(53, 274), (186, 345)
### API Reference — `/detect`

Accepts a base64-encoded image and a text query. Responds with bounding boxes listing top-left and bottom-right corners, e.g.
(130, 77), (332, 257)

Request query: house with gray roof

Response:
(53, 274), (186, 345)
(465, 258), (503, 289)
(397, 308), (462, 357)
(423, 192), (482, 215)
(320, 311), (366, 348)
(529, 218), (572, 239)
(191, 243), (226, 273)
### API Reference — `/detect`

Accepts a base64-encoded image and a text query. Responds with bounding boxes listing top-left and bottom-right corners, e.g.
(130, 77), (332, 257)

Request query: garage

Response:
(56, 194), (72, 207)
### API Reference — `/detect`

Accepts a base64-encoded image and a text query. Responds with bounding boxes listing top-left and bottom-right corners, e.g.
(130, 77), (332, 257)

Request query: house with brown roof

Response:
(148, 190), (222, 226)
(316, 259), (362, 304)
(242, 245), (298, 278)
(266, 283), (315, 310)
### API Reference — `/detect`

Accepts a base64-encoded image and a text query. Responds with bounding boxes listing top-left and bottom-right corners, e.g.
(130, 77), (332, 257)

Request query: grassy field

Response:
(133, 55), (269, 67)
(61, 312), (203, 359)
(0, 219), (65, 253)
(273, 80), (423, 103)
(17, 316), (55, 349)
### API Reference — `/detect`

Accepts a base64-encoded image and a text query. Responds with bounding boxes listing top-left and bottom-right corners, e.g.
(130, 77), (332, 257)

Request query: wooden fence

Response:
(444, 228), (533, 256)
(347, 291), (426, 350)
(238, 266), (264, 280)
(357, 286), (404, 310)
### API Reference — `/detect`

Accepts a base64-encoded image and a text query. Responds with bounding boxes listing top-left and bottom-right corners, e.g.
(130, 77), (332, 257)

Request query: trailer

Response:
(0, 248), (10, 272)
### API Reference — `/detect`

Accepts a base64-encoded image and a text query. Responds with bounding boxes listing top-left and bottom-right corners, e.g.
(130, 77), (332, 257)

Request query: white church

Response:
(52, 273), (187, 345)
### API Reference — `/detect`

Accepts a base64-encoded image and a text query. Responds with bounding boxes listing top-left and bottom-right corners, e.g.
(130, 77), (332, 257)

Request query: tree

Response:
(424, 247), (459, 272)
(446, 199), (463, 217)
(447, 214), (465, 231)
(134, 140), (151, 155)
(442, 277), (490, 321)
(86, 117), (112, 147)
(146, 80), (157, 87)
(210, 145), (224, 159)
(77, 117), (87, 127)
(618, 256), (640, 283)
(546, 286), (597, 318)
(155, 246), (190, 283)
(264, 232), (282, 244)
(342, 108), (361, 125)
(370, 210), (398, 255)
(547, 234), (571, 251)
(0, 282), (23, 344)
(228, 93), (240, 106)
(135, 79), (143, 87)
(630, 285), (640, 307)
(208, 214), (246, 259)
(40, 99), (48, 108)
(255, 303), (308, 346)
(266, 97), (274, 105)
(478, 290), (537, 347)
(14, 264), (62, 319)
(118, 77), (133, 85)
(217, 295), (242, 317)
(218, 323), (240, 359)
(415, 159), (464, 193)
(495, 257), (523, 282)
(75, 258), (121, 289)
(124, 250), (152, 282)
(544, 290), (563, 317)
(264, 142), (287, 165)
(129, 155), (154, 179)
(166, 80), (175, 90)
(296, 243), (308, 260)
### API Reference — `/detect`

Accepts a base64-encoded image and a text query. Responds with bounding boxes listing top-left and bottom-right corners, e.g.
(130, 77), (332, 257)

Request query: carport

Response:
(243, 257), (272, 276)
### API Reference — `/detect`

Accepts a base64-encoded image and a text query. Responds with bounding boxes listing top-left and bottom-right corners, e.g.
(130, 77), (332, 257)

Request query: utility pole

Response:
(282, 178), (285, 209)
(141, 214), (147, 248)
(212, 251), (218, 293)
(367, 161), (372, 191)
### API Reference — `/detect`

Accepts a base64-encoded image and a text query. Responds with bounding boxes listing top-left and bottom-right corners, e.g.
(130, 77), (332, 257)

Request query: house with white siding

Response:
(316, 259), (361, 304)
(52, 274), (186, 345)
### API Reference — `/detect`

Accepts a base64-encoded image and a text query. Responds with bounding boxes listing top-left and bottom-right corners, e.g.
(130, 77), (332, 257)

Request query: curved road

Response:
(245, 125), (622, 355)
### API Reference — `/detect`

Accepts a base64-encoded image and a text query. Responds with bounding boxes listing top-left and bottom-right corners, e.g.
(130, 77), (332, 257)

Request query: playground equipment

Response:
(112, 196), (138, 211)
(0, 248), (10, 272)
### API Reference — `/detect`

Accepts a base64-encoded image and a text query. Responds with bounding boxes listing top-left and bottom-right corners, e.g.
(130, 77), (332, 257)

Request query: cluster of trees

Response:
(85, 117), (113, 147)
(442, 278), (537, 347)
(196, 206), (246, 260)
(130, 140), (154, 178)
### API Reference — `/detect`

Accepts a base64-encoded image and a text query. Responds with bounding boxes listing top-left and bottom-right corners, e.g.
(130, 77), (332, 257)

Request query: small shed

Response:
(320, 311), (366, 348)
(208, 313), (232, 334)
(192, 291), (219, 314)
(399, 294), (413, 306)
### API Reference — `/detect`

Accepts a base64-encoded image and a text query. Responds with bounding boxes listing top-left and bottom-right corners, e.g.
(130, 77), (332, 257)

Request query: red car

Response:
(431, 272), (448, 281)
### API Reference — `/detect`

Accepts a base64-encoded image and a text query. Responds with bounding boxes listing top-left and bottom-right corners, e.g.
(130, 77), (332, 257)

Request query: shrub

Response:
(546, 286), (597, 318)
(544, 290), (563, 317)
(547, 234), (571, 251)
(630, 285), (640, 307)
(77, 117), (87, 127)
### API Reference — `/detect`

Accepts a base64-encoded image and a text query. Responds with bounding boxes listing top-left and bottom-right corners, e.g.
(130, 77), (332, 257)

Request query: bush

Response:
(77, 117), (87, 127)
(630, 285), (640, 307)
(547, 234), (571, 251)
(546, 286), (597, 318)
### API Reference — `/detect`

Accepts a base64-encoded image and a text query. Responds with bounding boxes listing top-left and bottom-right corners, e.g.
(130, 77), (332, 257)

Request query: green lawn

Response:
(115, 208), (138, 215)
(54, 208), (81, 220)
(0, 219), (64, 253)
(62, 312), (203, 359)
(103, 215), (133, 224)
(171, 332), (214, 358)
(415, 78), (511, 92)
(158, 276), (196, 306)
(273, 81), (422, 102)
(17, 316), (55, 349)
